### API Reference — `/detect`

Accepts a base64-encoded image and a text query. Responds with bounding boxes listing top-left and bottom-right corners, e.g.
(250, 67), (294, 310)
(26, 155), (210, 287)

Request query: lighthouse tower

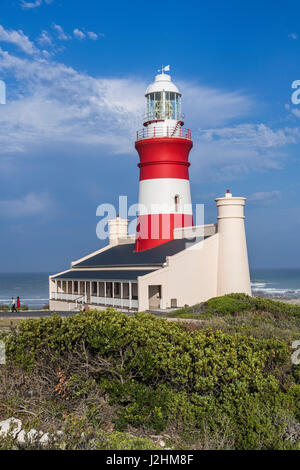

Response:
(135, 67), (193, 252)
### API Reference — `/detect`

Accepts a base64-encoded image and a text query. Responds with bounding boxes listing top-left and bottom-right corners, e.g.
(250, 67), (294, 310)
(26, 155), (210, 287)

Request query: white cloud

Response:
(21, 0), (42, 8)
(188, 123), (300, 181)
(0, 44), (298, 182)
(73, 28), (86, 40)
(291, 108), (300, 118)
(38, 30), (52, 46)
(52, 24), (70, 41)
(247, 190), (282, 206)
(0, 25), (38, 55)
(52, 25), (102, 43)
(188, 123), (300, 182)
(0, 193), (55, 217)
(288, 33), (298, 40)
(0, 47), (145, 156)
(20, 0), (53, 9)
(197, 124), (297, 148)
(87, 31), (98, 41)
(179, 81), (252, 127)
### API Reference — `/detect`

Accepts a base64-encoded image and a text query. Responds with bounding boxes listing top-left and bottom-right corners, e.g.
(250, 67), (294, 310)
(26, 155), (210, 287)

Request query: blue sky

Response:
(0, 0), (300, 272)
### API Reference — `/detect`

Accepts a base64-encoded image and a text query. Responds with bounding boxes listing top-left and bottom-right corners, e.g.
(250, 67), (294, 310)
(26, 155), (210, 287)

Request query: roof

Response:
(72, 238), (201, 269)
(52, 270), (154, 281)
(145, 74), (180, 95)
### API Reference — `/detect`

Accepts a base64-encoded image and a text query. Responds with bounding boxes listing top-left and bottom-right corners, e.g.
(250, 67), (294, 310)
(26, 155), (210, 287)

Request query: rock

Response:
(16, 430), (26, 444)
(0, 418), (22, 438)
(26, 429), (39, 442)
(16, 428), (39, 445)
(39, 433), (50, 445)
(159, 439), (165, 447)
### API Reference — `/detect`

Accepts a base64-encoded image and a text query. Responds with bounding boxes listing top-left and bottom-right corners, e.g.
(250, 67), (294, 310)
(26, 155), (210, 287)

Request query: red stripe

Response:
(135, 137), (193, 180)
(135, 213), (193, 252)
(138, 161), (190, 180)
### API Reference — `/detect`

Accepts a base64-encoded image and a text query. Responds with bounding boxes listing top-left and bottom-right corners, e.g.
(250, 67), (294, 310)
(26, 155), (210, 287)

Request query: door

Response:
(148, 285), (162, 309)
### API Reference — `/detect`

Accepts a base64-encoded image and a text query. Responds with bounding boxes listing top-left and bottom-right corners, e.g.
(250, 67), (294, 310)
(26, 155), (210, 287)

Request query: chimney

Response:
(108, 216), (129, 245)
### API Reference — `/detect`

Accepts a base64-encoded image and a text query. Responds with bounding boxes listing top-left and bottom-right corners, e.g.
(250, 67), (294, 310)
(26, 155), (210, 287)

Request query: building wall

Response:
(138, 233), (219, 311)
(49, 300), (77, 311)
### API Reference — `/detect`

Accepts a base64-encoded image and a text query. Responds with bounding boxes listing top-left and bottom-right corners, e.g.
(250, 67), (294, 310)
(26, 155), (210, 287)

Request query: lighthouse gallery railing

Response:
(136, 126), (191, 141)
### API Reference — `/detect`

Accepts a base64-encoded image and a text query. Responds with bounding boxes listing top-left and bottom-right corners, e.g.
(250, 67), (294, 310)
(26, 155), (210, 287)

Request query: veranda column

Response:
(129, 282), (132, 310)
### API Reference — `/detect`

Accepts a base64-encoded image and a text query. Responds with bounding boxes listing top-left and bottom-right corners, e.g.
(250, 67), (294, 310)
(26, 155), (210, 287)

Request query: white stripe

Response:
(138, 178), (192, 215)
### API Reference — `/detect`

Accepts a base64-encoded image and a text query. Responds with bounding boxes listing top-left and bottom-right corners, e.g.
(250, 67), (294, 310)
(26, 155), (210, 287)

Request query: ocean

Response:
(0, 269), (300, 310)
(0, 273), (50, 310)
(250, 268), (300, 298)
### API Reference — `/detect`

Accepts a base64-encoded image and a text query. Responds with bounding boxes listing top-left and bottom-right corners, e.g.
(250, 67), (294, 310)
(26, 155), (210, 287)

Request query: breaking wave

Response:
(251, 282), (300, 297)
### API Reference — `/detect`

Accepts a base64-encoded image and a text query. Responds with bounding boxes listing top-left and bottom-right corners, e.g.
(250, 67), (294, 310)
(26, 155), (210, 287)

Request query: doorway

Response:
(148, 285), (162, 309)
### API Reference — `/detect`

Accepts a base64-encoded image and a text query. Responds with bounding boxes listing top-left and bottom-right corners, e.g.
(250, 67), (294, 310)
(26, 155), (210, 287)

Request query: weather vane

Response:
(157, 65), (170, 74)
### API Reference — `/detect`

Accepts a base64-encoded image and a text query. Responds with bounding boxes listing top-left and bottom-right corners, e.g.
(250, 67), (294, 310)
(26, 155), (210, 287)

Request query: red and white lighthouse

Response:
(135, 68), (193, 252)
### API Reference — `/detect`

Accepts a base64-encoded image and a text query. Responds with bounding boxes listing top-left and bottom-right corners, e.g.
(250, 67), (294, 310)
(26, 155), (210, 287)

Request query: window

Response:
(106, 282), (112, 297)
(114, 283), (120, 297)
(146, 91), (181, 121)
(174, 195), (180, 212)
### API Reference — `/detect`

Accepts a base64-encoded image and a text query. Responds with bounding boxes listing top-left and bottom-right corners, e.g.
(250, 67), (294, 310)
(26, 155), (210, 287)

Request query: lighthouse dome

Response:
(145, 73), (180, 95)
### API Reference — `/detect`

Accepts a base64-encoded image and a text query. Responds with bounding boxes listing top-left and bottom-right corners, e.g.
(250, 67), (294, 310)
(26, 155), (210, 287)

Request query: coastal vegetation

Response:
(0, 305), (29, 312)
(0, 294), (299, 450)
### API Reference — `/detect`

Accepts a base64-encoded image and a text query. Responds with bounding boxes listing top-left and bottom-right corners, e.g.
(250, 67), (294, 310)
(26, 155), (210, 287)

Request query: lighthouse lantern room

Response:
(135, 68), (193, 251)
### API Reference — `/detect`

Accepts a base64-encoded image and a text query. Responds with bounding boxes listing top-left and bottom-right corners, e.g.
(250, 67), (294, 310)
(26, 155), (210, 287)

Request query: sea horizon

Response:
(0, 268), (300, 310)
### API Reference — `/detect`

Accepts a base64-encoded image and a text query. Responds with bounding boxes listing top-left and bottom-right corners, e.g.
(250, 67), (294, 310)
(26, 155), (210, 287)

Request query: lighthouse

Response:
(50, 67), (252, 313)
(135, 67), (193, 251)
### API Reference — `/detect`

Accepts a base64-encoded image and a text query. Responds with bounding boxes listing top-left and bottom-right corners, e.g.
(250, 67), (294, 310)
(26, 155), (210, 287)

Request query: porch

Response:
(50, 278), (139, 310)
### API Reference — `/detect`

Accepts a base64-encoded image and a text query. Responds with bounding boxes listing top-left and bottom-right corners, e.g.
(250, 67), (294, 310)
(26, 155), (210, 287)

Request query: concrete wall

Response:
(49, 300), (77, 311)
(138, 233), (219, 311)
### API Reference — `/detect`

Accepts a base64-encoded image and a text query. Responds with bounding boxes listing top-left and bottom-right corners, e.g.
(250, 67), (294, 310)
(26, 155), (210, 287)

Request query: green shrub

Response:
(172, 294), (300, 319)
(2, 309), (300, 450)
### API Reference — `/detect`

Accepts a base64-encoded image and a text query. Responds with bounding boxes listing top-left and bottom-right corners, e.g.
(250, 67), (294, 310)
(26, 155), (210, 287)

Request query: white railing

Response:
(136, 126), (191, 141)
(51, 293), (84, 301)
(91, 296), (138, 309)
(51, 293), (138, 309)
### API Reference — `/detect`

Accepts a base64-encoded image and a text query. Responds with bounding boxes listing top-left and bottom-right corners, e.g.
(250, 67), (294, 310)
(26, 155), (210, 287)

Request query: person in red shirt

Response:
(16, 296), (21, 312)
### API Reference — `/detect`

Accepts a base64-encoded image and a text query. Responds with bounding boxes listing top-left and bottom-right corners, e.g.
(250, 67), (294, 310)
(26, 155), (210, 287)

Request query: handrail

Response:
(136, 126), (191, 141)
